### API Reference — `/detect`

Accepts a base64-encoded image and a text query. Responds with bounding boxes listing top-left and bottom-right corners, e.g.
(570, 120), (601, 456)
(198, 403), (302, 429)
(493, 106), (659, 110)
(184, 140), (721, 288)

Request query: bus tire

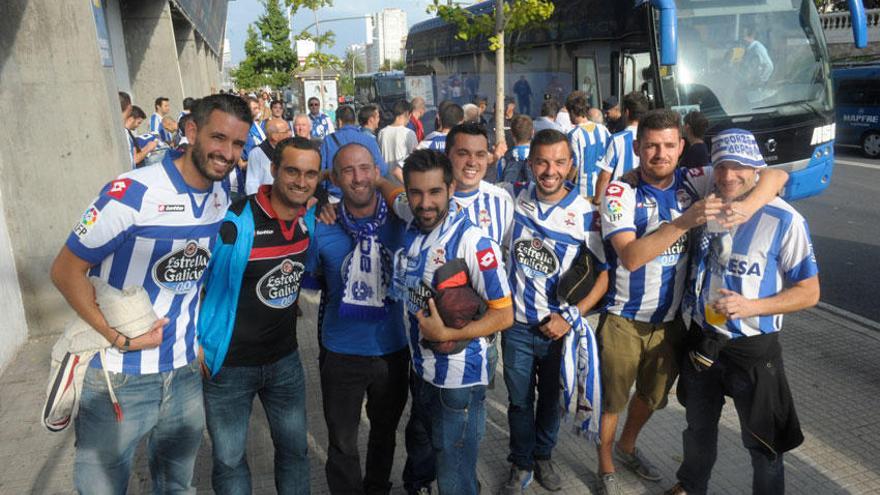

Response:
(862, 131), (880, 159)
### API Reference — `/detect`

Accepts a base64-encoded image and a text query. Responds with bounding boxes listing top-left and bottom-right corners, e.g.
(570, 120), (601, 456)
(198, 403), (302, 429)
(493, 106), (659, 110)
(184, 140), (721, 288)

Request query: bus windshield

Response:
(660, 0), (832, 123)
(377, 76), (405, 98)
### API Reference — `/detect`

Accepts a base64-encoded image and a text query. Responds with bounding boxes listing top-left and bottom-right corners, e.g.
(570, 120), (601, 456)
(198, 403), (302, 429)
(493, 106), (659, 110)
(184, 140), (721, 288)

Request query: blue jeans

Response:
(676, 355), (785, 494)
(502, 322), (563, 470)
(74, 359), (205, 495)
(403, 375), (486, 495)
(203, 350), (309, 495)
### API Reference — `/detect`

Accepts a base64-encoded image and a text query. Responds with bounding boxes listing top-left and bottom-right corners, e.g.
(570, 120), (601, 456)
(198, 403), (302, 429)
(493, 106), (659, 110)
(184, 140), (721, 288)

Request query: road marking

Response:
(816, 301), (880, 332)
(835, 159), (880, 170)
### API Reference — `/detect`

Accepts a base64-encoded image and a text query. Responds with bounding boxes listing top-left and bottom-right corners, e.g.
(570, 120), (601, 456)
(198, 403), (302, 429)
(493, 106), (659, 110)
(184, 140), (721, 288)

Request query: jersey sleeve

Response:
(65, 178), (146, 265)
(459, 232), (512, 310)
(597, 136), (617, 173)
(391, 191), (415, 223)
(779, 214), (819, 283)
(685, 166), (715, 198)
(569, 129), (584, 169)
(600, 181), (636, 240)
(405, 130), (418, 154)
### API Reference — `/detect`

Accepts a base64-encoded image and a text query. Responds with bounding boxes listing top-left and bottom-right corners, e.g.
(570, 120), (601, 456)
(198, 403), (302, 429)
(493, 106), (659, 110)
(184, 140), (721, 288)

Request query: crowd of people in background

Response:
(53, 84), (819, 495)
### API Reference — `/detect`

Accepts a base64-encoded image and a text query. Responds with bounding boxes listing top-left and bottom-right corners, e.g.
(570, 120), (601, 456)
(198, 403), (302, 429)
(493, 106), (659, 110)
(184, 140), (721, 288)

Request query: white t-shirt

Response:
(245, 145), (273, 195)
(377, 125), (418, 168)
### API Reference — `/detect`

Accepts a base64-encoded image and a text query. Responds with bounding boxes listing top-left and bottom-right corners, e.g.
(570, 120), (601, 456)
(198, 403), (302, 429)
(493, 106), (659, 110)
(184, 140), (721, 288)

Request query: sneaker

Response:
(534, 459), (562, 491)
(499, 464), (532, 494)
(598, 473), (623, 495)
(663, 482), (688, 495)
(614, 445), (662, 481)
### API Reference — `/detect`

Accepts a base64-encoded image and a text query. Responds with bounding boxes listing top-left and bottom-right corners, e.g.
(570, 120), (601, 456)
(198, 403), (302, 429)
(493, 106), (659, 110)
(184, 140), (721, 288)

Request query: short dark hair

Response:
(439, 103), (464, 130)
(636, 109), (682, 142)
(392, 99), (412, 118)
(530, 129), (573, 158)
(510, 115), (534, 144)
(130, 105), (146, 120)
(568, 94), (590, 119)
(564, 90), (586, 113)
(540, 99), (559, 118)
(683, 110), (709, 139)
(118, 92), (131, 113)
(332, 142), (374, 172)
(308, 97), (320, 106)
(270, 99), (284, 109)
(154, 97), (169, 110)
(403, 149), (453, 187)
(191, 94), (252, 129)
(336, 105), (356, 125)
(273, 136), (320, 168)
(177, 113), (195, 137)
(358, 104), (379, 126)
(182, 97), (195, 111)
(622, 91), (650, 123)
(446, 122), (488, 153)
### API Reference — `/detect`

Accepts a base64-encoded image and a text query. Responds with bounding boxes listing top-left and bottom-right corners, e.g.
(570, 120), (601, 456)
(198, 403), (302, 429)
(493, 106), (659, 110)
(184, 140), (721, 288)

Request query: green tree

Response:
(429, 0), (554, 144)
(231, 0), (296, 90)
(289, 0), (340, 108)
(340, 47), (366, 95)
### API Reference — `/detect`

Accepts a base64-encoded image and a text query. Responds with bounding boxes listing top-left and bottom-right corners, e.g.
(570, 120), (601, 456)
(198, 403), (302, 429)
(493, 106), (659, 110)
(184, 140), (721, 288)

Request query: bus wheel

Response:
(863, 131), (880, 159)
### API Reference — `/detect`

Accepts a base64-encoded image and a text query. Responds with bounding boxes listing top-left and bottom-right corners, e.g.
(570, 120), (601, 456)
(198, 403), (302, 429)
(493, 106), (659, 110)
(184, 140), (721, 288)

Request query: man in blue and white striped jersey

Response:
(150, 96), (173, 145)
(568, 92), (611, 202)
(596, 110), (790, 495)
(667, 129), (819, 495)
(417, 102), (464, 152)
(50, 94), (252, 494)
(593, 91), (650, 207)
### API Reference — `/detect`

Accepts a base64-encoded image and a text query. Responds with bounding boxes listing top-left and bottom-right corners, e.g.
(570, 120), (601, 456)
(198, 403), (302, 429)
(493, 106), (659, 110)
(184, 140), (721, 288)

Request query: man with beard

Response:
(245, 118), (292, 195)
(395, 149), (513, 495)
(50, 94), (251, 493)
(198, 136), (320, 495)
(500, 129), (609, 494)
(595, 110), (789, 495)
(304, 143), (410, 494)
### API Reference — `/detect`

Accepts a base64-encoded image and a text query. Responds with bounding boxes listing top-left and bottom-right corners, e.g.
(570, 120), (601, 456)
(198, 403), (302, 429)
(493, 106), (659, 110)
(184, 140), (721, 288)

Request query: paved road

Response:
(797, 149), (880, 323)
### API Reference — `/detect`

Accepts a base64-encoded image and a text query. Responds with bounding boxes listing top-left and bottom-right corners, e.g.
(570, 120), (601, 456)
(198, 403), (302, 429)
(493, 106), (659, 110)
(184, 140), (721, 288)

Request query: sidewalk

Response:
(1, 291), (879, 494)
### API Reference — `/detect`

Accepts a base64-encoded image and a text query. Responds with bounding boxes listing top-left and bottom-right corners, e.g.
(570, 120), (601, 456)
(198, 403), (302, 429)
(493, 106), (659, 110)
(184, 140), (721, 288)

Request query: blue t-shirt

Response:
(305, 215), (408, 356)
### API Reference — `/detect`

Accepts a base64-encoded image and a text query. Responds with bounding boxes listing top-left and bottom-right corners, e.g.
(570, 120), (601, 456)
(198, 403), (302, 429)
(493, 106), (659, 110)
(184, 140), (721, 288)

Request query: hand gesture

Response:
(538, 313), (571, 341)
(317, 202), (338, 225)
(714, 288), (758, 320)
(677, 193), (723, 230)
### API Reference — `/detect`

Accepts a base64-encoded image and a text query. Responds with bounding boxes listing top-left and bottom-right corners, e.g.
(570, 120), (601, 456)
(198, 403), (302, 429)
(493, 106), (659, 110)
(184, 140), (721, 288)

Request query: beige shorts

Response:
(597, 313), (684, 413)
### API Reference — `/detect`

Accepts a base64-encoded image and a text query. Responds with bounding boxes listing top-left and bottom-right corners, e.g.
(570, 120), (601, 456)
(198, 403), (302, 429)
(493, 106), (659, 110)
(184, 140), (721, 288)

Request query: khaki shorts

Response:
(597, 313), (684, 413)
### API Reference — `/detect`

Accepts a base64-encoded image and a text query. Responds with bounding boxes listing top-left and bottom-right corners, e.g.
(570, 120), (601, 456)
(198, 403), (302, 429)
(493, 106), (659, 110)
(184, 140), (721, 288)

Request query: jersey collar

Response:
(161, 150), (210, 194)
(255, 185), (305, 221)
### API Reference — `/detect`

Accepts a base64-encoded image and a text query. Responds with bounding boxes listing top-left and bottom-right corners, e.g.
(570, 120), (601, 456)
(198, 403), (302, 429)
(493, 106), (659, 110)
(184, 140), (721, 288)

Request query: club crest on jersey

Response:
(107, 179), (132, 200)
(73, 207), (99, 237)
(257, 259), (304, 309)
(676, 189), (693, 208)
(513, 238), (559, 278)
(565, 211), (576, 226)
(479, 209), (491, 226)
(152, 241), (210, 294)
(476, 247), (498, 271)
(431, 247), (446, 267)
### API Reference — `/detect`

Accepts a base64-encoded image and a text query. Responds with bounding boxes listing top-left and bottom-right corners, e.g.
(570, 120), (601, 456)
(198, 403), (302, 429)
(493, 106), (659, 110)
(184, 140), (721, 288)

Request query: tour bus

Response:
(354, 71), (407, 125)
(405, 0), (871, 200)
(832, 64), (880, 158)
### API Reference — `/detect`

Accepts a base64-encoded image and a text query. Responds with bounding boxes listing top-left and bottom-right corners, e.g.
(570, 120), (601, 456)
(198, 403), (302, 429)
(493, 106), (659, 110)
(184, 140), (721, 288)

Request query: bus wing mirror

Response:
(650, 0), (678, 66)
(847, 0), (868, 49)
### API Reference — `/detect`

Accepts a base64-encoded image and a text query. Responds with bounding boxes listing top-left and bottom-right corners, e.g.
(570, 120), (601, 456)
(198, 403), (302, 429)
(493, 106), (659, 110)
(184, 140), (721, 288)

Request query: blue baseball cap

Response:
(711, 128), (767, 168)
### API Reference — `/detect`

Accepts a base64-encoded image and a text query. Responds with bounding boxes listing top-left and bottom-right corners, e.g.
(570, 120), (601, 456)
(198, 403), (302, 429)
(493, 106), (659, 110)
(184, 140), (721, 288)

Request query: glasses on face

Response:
(309, 103), (320, 108)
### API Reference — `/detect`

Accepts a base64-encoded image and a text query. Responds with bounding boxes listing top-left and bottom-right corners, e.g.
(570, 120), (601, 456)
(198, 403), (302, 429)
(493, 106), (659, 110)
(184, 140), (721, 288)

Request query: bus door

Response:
(619, 51), (654, 104)
(575, 55), (601, 109)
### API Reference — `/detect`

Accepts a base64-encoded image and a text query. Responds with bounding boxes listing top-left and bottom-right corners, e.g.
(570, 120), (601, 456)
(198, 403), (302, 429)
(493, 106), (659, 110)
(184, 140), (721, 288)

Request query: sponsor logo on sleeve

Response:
(476, 247), (499, 271)
(151, 240), (211, 294)
(605, 184), (625, 198)
(256, 259), (305, 309)
(513, 238), (559, 278)
(107, 179), (132, 200)
(606, 198), (624, 222)
(687, 167), (705, 177)
(73, 207), (99, 237)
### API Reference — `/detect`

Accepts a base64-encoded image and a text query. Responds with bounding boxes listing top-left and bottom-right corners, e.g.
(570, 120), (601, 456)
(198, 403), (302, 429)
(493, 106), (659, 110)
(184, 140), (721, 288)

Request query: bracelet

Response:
(111, 331), (123, 348)
(121, 334), (131, 351)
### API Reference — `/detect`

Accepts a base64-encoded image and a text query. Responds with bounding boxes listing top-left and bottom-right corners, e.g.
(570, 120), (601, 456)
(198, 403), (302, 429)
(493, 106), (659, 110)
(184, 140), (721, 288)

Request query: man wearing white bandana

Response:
(666, 129), (819, 495)
(304, 143), (410, 494)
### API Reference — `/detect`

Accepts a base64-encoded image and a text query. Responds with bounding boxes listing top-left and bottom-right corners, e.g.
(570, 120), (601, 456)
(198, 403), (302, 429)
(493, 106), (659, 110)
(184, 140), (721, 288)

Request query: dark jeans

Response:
(403, 374), (487, 495)
(502, 322), (564, 470)
(320, 347), (410, 494)
(203, 350), (309, 495)
(676, 354), (785, 495)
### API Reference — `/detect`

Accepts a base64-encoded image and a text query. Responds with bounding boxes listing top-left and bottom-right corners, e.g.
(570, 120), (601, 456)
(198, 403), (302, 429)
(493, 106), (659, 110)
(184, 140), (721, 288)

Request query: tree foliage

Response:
(429, 0), (554, 52)
(231, 0), (297, 89)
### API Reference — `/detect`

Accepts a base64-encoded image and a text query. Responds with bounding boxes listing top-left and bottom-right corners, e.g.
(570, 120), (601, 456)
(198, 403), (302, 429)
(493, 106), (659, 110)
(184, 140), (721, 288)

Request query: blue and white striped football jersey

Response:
(685, 198), (818, 339)
(65, 152), (230, 375)
(495, 144), (530, 183)
(242, 122), (266, 161)
(393, 208), (511, 388)
(601, 167), (713, 323)
(598, 125), (639, 181)
(309, 113), (334, 139)
(392, 181), (513, 247)
(150, 113), (173, 144)
(125, 128), (136, 169)
(417, 131), (448, 151)
(569, 122), (611, 199)
(508, 184), (607, 325)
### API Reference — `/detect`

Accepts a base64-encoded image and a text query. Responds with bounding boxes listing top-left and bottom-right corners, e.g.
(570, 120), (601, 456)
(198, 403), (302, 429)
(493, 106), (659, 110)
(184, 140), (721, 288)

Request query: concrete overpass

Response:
(821, 8), (880, 63)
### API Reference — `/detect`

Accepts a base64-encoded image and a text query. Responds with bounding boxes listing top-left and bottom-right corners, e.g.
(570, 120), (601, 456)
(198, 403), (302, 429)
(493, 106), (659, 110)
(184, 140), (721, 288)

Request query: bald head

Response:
(266, 118), (292, 146)
(588, 108), (604, 125)
(411, 96), (426, 118)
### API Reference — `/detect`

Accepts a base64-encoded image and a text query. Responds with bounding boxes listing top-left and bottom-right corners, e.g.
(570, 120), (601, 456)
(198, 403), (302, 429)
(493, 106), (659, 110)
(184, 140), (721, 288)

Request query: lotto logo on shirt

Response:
(513, 238), (559, 278)
(73, 207), (99, 237)
(257, 259), (304, 309)
(107, 179), (132, 200)
(152, 241), (211, 294)
(477, 247), (498, 271)
(605, 184), (625, 197)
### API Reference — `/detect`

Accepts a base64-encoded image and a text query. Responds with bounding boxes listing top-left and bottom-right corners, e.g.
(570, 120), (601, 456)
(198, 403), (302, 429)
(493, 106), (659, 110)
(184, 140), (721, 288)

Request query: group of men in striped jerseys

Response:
(52, 87), (819, 495)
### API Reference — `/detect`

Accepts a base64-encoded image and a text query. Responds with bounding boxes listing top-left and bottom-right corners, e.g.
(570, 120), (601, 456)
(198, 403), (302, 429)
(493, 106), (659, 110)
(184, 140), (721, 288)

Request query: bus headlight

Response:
(810, 124), (836, 145)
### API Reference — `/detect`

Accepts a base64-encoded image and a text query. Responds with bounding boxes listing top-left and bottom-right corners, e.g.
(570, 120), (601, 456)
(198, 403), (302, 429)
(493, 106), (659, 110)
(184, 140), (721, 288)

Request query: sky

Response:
(225, 0), (440, 64)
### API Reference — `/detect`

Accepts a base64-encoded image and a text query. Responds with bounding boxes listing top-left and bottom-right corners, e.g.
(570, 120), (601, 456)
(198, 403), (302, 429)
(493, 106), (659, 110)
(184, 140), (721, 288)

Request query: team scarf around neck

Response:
(559, 304), (602, 445)
(338, 195), (389, 320)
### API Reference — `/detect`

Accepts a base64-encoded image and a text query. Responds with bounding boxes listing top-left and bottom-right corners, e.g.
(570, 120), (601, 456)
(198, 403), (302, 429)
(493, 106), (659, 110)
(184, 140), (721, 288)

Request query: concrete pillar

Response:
(175, 20), (207, 98)
(121, 0), (184, 114)
(105, 0), (131, 94)
(0, 0), (131, 353)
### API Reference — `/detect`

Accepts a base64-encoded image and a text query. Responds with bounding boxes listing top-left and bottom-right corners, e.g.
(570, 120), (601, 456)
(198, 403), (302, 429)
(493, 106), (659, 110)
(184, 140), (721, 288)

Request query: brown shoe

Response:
(663, 482), (687, 495)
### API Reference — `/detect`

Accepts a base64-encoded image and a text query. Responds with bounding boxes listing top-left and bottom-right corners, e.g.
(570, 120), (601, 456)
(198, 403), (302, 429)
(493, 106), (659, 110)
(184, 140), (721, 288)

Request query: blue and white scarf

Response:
(338, 196), (390, 319)
(559, 304), (602, 444)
